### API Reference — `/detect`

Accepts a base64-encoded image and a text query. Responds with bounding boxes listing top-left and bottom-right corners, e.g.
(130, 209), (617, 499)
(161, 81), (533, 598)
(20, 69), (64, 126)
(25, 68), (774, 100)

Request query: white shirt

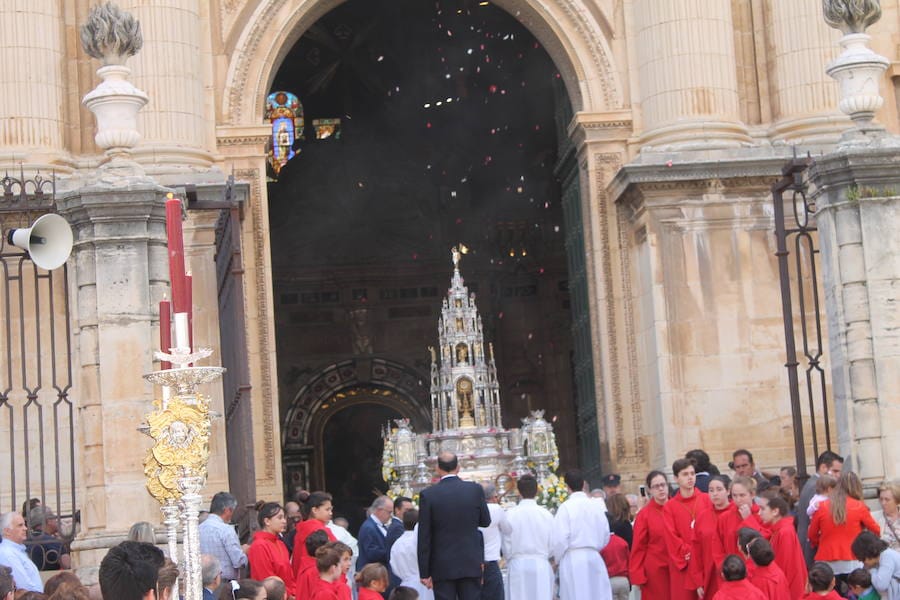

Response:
(480, 502), (511, 561)
(390, 528), (435, 600)
(552, 491), (610, 561)
(370, 513), (390, 536)
(327, 520), (359, 557)
(502, 498), (554, 559)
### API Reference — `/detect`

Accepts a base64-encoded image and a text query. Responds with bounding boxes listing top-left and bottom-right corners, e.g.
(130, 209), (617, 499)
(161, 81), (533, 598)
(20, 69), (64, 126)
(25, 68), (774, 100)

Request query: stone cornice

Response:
(216, 125), (271, 147)
(568, 110), (633, 148)
(610, 155), (788, 206)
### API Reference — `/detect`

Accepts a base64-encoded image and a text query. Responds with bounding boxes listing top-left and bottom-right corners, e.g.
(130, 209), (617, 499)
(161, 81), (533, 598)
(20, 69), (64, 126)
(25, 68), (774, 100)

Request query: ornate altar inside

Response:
(382, 247), (558, 498)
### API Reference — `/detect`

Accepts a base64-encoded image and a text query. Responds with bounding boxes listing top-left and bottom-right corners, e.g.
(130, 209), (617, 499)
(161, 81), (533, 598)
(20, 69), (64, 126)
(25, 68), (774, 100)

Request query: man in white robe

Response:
(552, 469), (612, 600)
(390, 508), (435, 600)
(502, 474), (555, 600)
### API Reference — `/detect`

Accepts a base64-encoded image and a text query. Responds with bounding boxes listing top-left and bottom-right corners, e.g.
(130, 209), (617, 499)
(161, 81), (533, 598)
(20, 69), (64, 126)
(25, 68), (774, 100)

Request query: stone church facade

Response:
(1, 0), (898, 574)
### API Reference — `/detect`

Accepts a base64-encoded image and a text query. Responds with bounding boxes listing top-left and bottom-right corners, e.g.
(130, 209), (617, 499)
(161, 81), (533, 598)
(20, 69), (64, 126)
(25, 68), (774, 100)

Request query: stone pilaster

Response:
(56, 183), (171, 581)
(631, 0), (751, 149)
(768, 0), (848, 144)
(0, 0), (69, 171)
(609, 157), (815, 477)
(124, 0), (215, 172)
(809, 147), (900, 487)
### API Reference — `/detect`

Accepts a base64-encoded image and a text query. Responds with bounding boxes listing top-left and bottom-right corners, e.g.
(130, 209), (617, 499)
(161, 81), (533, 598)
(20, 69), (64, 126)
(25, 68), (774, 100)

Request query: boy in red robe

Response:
(710, 554), (766, 600)
(801, 562), (843, 599)
(297, 530), (331, 599)
(758, 493), (807, 599)
(664, 458), (714, 600)
(330, 541), (353, 600)
(737, 528), (790, 600)
(310, 546), (344, 600)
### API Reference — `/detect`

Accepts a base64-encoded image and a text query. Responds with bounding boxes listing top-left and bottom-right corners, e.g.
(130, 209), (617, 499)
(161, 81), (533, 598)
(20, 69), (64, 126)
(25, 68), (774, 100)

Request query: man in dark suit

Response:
(386, 495), (413, 551)
(418, 451), (492, 600)
(357, 495), (398, 597)
(201, 554), (220, 600)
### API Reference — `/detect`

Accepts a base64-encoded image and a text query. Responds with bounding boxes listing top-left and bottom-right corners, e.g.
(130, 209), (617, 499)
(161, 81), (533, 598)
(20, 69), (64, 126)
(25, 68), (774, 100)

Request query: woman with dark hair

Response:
(809, 471), (880, 582)
(291, 492), (337, 575)
(606, 493), (633, 548)
(630, 470), (671, 599)
(704, 475), (733, 598)
(663, 458), (715, 600)
(737, 528), (790, 600)
(851, 531), (900, 599)
(247, 502), (296, 599)
(758, 492), (806, 598)
(710, 555), (766, 600)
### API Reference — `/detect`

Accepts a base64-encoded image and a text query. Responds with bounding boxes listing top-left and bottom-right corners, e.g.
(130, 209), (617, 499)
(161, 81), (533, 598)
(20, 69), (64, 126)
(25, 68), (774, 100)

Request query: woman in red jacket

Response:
(758, 492), (807, 598)
(737, 528), (790, 600)
(248, 501), (296, 599)
(809, 471), (880, 586)
(664, 458), (714, 600)
(630, 470), (671, 599)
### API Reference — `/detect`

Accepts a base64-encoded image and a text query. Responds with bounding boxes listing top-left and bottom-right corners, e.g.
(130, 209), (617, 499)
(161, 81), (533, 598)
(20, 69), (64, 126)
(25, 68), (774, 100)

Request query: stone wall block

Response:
(837, 244), (866, 283)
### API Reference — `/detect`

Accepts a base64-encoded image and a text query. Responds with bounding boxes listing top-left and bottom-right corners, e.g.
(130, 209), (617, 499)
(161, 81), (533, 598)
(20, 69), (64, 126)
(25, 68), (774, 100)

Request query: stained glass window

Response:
(265, 91), (304, 175)
(312, 118), (341, 140)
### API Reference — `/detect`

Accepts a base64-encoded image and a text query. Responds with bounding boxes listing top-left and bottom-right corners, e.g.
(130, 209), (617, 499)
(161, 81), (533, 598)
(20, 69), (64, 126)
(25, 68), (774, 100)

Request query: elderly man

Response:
(283, 501), (301, 554)
(201, 554), (221, 600)
(552, 469), (611, 600)
(358, 495), (398, 595)
(199, 491), (248, 581)
(0, 512), (43, 592)
(99, 541), (165, 600)
(26, 506), (70, 571)
(503, 474), (554, 600)
(480, 483), (511, 600)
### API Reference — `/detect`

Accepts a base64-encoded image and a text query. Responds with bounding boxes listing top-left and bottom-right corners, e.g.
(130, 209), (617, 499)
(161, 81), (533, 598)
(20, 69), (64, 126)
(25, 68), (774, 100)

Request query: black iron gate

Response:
(771, 158), (831, 480)
(0, 171), (78, 545)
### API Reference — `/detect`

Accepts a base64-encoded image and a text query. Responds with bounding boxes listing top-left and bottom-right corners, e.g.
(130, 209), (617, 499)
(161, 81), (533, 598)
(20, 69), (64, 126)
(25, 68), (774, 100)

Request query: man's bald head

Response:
(437, 452), (459, 474)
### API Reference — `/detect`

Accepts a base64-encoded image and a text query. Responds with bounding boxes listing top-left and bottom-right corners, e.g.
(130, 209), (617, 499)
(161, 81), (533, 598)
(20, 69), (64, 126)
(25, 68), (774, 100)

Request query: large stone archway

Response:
(282, 358), (432, 495)
(220, 0), (624, 127)
(215, 0), (639, 492)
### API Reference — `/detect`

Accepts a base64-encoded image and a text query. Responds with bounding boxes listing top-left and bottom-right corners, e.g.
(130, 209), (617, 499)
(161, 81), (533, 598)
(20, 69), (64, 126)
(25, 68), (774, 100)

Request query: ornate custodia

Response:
(382, 247), (558, 504)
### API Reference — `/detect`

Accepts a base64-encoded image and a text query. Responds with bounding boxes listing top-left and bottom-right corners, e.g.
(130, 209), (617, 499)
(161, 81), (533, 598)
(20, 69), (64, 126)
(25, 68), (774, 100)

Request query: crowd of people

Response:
(1, 447), (899, 600)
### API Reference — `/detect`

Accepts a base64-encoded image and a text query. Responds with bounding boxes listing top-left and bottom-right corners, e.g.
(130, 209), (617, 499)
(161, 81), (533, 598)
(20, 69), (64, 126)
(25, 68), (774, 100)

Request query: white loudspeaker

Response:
(5, 213), (74, 271)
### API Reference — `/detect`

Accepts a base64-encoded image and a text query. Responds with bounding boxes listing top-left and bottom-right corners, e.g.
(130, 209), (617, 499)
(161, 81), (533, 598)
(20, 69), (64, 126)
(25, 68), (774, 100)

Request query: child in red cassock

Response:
(800, 562), (843, 600)
(710, 554), (766, 600)
(758, 492), (808, 599)
(737, 528), (790, 600)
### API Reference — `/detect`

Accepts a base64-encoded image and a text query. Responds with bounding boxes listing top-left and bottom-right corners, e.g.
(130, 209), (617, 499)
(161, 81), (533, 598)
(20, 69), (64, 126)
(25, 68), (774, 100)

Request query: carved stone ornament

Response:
(823, 0), (882, 35)
(80, 2), (143, 66)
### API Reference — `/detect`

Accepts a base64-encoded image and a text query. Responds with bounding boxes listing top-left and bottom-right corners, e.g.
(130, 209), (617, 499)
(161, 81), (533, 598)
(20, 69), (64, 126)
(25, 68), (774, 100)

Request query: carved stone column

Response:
(809, 149), (900, 486)
(631, 0), (751, 149)
(125, 0), (215, 173)
(768, 0), (848, 144)
(58, 183), (171, 581)
(0, 0), (68, 171)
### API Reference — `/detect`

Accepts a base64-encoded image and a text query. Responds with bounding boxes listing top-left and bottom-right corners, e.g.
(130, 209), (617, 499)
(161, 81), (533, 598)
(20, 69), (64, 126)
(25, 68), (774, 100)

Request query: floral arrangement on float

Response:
(536, 472), (569, 513)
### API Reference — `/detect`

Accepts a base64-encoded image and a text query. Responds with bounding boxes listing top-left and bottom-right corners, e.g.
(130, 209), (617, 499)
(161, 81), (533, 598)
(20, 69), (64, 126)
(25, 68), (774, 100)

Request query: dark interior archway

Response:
(271, 0), (591, 513)
(321, 401), (402, 532)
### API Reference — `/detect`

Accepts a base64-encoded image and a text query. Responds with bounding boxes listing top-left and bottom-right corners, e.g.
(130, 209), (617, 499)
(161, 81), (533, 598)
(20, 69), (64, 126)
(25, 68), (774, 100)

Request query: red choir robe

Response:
(336, 574), (351, 600)
(295, 554), (319, 599)
(292, 519), (337, 575)
(600, 533), (630, 578)
(711, 579), (767, 600)
(309, 578), (341, 600)
(663, 490), (714, 600)
(717, 503), (767, 558)
(357, 589), (385, 600)
(748, 562), (791, 600)
(630, 500), (671, 599)
(767, 516), (807, 600)
(703, 504), (733, 599)
(248, 530), (296, 594)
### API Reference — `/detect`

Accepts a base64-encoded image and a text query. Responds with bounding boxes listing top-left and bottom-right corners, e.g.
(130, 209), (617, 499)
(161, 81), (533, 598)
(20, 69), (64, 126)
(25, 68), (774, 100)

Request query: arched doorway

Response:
(321, 399), (402, 531)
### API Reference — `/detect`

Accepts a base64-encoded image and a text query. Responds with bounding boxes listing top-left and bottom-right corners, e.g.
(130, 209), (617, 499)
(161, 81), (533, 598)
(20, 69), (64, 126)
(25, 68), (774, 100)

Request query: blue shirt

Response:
(0, 538), (43, 592)
(198, 513), (246, 580)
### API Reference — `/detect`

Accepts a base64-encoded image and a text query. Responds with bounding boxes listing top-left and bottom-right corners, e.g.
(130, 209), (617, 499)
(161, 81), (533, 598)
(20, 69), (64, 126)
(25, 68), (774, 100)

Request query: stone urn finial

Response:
(80, 2), (143, 66)
(823, 0), (882, 35)
(80, 2), (148, 167)
(823, 0), (889, 133)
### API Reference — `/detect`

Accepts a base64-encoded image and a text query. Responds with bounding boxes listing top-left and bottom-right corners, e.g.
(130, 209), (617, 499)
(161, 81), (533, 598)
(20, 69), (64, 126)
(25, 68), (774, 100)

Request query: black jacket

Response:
(417, 475), (491, 581)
